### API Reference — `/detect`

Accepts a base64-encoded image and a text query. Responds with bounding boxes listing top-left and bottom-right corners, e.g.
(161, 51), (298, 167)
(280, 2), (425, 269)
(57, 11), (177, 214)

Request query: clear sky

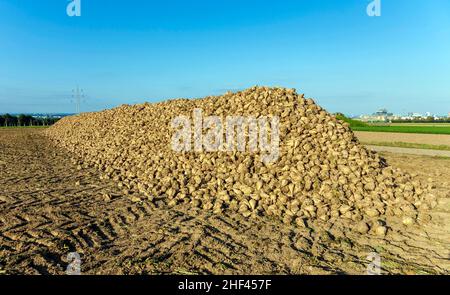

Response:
(0, 0), (449, 115)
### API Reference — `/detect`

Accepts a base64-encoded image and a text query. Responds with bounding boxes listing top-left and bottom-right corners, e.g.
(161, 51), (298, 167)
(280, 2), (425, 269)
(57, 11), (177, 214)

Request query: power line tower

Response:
(72, 86), (85, 114)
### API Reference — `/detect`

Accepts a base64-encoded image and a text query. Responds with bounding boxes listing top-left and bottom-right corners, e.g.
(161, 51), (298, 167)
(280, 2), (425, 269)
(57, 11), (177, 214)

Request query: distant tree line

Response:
(0, 114), (60, 127)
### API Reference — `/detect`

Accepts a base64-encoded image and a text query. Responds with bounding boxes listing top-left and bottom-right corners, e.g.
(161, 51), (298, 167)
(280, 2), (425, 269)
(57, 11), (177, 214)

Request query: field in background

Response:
(338, 113), (450, 152)
(352, 125), (450, 135)
(364, 142), (450, 151)
(354, 131), (450, 154)
(335, 114), (450, 135)
(390, 123), (450, 127)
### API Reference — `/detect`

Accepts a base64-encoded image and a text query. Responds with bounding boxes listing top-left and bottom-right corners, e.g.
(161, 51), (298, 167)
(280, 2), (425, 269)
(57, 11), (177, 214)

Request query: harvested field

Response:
(366, 145), (450, 158)
(0, 128), (449, 274)
(355, 131), (450, 147)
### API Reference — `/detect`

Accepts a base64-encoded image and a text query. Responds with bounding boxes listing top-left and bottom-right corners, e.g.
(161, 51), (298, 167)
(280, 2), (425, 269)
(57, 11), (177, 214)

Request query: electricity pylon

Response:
(72, 86), (85, 114)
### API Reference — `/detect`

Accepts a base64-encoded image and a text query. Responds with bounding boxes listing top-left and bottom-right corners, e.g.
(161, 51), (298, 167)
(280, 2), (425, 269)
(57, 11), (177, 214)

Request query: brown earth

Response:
(366, 146), (450, 158)
(0, 128), (449, 274)
(355, 131), (450, 146)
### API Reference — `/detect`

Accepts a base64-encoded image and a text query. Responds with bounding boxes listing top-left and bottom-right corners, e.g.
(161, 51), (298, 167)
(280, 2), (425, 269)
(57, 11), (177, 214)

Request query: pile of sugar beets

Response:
(46, 87), (437, 236)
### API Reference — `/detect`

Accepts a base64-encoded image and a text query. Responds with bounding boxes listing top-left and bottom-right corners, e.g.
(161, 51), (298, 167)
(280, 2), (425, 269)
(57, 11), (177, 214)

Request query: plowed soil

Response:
(0, 129), (449, 274)
(355, 131), (450, 146)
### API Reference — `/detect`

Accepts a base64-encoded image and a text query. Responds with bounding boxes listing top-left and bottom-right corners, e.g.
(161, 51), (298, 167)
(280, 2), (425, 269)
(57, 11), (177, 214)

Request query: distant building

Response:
(358, 109), (449, 122)
(359, 108), (394, 122)
(374, 108), (393, 117)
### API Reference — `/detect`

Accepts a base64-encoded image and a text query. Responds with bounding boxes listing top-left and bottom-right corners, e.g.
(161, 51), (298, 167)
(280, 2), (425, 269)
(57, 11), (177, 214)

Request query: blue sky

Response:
(0, 0), (449, 115)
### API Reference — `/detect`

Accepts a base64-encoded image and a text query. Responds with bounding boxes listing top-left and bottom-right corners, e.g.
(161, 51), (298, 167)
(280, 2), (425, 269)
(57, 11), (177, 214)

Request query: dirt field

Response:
(366, 146), (450, 157)
(355, 131), (450, 146)
(0, 129), (449, 274)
